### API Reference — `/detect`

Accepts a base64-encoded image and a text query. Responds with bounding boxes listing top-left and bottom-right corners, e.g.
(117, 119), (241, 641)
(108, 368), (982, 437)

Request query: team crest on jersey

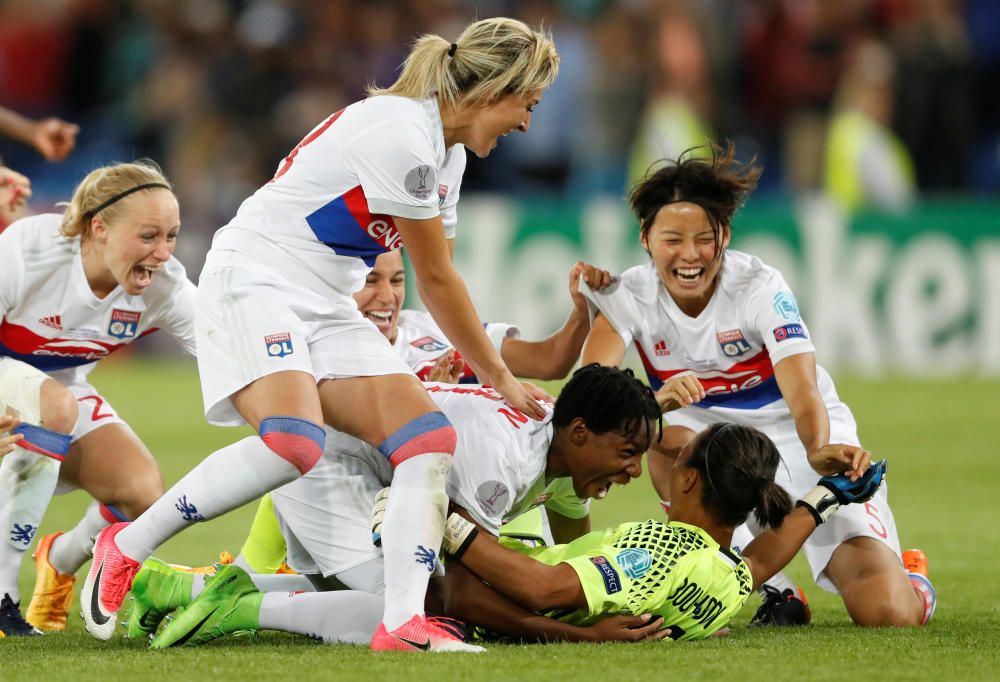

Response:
(773, 323), (807, 342)
(265, 332), (294, 357)
(590, 556), (622, 595)
(438, 184), (449, 207)
(475, 481), (510, 516)
(410, 335), (449, 353)
(108, 309), (141, 339)
(717, 329), (751, 357)
(772, 291), (802, 322)
(615, 548), (652, 580)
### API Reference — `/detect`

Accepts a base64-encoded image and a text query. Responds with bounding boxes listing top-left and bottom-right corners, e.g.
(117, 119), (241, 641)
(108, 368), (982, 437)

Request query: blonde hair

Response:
(60, 160), (173, 240)
(367, 17), (559, 108)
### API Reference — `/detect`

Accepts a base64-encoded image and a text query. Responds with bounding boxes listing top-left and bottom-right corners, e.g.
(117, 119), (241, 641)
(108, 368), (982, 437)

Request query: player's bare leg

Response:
(825, 537), (926, 626)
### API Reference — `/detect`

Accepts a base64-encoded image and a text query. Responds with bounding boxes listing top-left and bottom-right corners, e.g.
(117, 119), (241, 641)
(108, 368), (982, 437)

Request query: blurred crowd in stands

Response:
(1, 0), (997, 244)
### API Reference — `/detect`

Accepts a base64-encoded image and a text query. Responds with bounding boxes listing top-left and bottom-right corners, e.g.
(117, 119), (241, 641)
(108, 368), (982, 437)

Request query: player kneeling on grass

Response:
(439, 423), (888, 641)
(124, 365), (669, 647)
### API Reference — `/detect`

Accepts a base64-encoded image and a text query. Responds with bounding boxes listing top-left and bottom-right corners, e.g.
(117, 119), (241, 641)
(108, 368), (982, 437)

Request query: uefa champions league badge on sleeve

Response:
(717, 329), (751, 357)
(265, 332), (294, 357)
(108, 309), (141, 339)
(772, 291), (802, 322)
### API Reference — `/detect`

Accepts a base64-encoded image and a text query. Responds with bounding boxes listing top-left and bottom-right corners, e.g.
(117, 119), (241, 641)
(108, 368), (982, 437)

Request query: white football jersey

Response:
(209, 95), (467, 296)
(0, 213), (196, 387)
(425, 384), (588, 536)
(582, 250), (839, 428)
(393, 309), (518, 383)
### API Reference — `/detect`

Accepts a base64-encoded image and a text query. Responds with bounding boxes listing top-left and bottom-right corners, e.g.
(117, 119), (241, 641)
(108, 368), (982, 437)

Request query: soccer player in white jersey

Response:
(82, 18), (560, 652)
(127, 365), (664, 647)
(579, 143), (936, 627)
(232, 250), (611, 574)
(0, 161), (194, 636)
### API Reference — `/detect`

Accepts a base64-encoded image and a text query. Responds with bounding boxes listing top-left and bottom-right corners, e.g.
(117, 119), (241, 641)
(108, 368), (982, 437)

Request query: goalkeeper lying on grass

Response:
(128, 421), (883, 647)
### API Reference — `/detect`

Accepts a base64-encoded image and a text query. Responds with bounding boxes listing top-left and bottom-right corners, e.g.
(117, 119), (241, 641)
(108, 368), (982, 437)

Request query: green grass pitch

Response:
(3, 359), (999, 680)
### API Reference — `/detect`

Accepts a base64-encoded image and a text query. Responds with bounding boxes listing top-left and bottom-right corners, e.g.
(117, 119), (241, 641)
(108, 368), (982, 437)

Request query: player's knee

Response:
(259, 416), (326, 475)
(39, 379), (78, 434)
(377, 411), (456, 469)
(117, 469), (166, 515)
(851, 599), (922, 628)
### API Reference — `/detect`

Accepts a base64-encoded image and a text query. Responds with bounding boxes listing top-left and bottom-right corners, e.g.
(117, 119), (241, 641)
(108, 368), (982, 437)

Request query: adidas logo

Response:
(39, 315), (62, 331)
(654, 339), (670, 357)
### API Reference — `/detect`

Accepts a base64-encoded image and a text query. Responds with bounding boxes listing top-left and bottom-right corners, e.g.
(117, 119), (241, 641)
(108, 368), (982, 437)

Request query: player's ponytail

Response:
(689, 422), (789, 528)
(367, 17), (559, 108)
(60, 160), (173, 240)
(753, 480), (793, 530)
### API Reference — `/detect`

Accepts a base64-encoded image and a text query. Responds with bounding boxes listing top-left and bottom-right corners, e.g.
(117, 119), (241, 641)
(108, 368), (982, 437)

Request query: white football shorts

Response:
(195, 250), (413, 426)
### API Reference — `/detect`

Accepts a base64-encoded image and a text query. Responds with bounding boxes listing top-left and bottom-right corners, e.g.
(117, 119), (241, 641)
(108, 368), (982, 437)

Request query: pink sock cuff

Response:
(260, 417), (326, 475)
(99, 504), (128, 523)
(378, 412), (456, 468)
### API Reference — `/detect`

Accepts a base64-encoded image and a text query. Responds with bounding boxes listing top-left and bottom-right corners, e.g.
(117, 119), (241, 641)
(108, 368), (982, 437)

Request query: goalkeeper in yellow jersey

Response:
(438, 423), (887, 641)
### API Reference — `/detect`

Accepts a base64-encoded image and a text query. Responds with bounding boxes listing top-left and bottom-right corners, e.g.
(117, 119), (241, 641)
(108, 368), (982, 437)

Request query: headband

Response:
(89, 182), (171, 216)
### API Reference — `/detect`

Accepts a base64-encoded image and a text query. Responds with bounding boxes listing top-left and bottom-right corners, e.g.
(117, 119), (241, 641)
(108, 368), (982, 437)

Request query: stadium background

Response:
(2, 0), (998, 678)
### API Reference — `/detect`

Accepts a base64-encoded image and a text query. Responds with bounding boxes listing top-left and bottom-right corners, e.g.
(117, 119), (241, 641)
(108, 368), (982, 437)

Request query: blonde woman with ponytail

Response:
(82, 18), (559, 652)
(0, 160), (195, 636)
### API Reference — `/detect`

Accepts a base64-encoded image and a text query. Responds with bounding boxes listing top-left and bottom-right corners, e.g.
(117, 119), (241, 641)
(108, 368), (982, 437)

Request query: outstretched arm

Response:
(743, 461), (887, 588)
(501, 262), (612, 380)
(397, 215), (547, 419)
(0, 107), (78, 161)
(580, 313), (626, 367)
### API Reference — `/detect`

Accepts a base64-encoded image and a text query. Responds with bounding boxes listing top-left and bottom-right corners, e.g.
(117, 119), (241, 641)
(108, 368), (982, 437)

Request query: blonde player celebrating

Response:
(83, 18), (560, 652)
(579, 144), (935, 628)
(0, 161), (193, 636)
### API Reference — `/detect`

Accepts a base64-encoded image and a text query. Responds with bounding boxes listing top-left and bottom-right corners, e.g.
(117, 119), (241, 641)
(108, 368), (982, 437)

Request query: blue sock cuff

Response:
(12, 423), (73, 461)
(259, 416), (326, 446)
(378, 411), (452, 459)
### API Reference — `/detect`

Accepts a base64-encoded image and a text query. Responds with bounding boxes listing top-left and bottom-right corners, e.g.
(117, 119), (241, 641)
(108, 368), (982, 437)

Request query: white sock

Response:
(259, 590), (383, 644)
(379, 452), (450, 631)
(49, 500), (111, 576)
(116, 436), (300, 562)
(0, 447), (60, 601)
(190, 571), (315, 599)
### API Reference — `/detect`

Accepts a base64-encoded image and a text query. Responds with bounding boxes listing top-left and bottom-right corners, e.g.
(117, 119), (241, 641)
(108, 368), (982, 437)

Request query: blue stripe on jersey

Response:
(0, 345), (97, 371)
(306, 195), (384, 267)
(696, 375), (783, 410)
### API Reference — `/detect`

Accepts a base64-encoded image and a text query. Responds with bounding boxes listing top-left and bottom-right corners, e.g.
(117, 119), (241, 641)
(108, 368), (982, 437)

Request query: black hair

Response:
(687, 422), (792, 529)
(551, 364), (662, 451)
(629, 141), (763, 259)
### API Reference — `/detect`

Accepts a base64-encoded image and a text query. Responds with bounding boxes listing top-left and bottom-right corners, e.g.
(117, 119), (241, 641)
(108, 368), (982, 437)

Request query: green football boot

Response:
(125, 557), (194, 639)
(150, 564), (263, 649)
